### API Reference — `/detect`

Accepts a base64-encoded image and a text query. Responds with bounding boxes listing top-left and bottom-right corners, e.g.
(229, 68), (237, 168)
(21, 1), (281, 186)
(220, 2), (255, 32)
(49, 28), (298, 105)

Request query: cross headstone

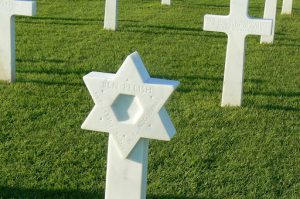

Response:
(203, 0), (273, 106)
(103, 0), (118, 30)
(104, 0), (170, 31)
(82, 52), (179, 199)
(261, 0), (277, 44)
(162, 0), (171, 5)
(281, 0), (293, 14)
(0, 0), (36, 83)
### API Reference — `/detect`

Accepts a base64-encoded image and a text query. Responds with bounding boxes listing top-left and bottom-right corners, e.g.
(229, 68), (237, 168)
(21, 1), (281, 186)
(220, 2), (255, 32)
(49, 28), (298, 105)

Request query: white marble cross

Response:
(281, 0), (293, 14)
(0, 0), (36, 83)
(261, 0), (277, 44)
(103, 0), (118, 30)
(161, 0), (171, 5)
(104, 0), (170, 31)
(82, 52), (179, 199)
(203, 0), (273, 106)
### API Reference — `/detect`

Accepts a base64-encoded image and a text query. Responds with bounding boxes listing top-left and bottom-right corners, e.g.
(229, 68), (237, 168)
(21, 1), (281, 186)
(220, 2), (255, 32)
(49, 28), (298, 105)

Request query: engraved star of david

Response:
(82, 52), (179, 158)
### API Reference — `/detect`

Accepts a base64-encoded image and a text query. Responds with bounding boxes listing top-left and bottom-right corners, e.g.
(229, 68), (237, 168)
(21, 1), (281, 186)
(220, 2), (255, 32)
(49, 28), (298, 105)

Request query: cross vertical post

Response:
(104, 0), (118, 30)
(161, 0), (171, 5)
(281, 0), (293, 14)
(261, 0), (277, 44)
(203, 0), (273, 106)
(0, 0), (36, 83)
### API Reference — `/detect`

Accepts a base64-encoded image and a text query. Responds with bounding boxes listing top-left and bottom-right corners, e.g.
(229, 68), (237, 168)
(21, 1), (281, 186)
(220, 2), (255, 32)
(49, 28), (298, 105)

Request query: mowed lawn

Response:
(0, 0), (299, 198)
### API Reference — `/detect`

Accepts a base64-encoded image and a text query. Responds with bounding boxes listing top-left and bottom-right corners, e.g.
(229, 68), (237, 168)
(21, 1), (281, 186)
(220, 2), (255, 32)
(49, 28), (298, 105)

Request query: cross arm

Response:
(246, 18), (273, 36)
(13, 0), (36, 16)
(203, 14), (229, 34)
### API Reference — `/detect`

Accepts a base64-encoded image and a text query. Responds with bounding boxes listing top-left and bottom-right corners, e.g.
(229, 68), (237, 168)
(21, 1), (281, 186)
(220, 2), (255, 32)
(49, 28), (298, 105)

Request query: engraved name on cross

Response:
(82, 52), (179, 199)
(0, 0), (36, 82)
(203, 0), (273, 106)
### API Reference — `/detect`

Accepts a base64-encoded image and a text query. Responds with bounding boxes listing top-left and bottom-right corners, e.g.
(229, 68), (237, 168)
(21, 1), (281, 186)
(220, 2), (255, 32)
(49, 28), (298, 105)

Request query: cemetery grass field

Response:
(0, 0), (300, 198)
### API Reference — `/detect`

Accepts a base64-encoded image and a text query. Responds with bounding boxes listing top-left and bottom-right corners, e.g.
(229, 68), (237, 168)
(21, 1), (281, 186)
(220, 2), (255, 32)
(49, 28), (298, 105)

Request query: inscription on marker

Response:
(0, 0), (13, 10)
(206, 18), (263, 33)
(102, 81), (153, 94)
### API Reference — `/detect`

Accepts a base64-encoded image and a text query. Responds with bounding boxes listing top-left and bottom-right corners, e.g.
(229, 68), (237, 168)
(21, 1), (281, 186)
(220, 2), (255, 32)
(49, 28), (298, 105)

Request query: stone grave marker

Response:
(203, 0), (273, 106)
(162, 0), (171, 5)
(261, 0), (277, 44)
(103, 0), (118, 30)
(281, 0), (293, 14)
(104, 0), (170, 31)
(82, 52), (179, 199)
(0, 0), (36, 82)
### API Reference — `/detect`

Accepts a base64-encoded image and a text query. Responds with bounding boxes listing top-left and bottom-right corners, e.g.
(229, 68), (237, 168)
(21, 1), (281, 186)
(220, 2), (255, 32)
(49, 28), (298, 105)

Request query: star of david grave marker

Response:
(0, 0), (36, 82)
(82, 52), (179, 199)
(203, 0), (273, 106)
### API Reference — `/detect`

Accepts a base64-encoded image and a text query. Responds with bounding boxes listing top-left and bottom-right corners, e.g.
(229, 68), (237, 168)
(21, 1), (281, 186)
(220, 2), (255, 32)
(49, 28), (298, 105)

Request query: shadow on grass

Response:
(20, 15), (223, 39)
(190, 2), (229, 9)
(148, 194), (216, 199)
(145, 25), (201, 32)
(275, 34), (300, 47)
(155, 74), (223, 82)
(17, 79), (83, 87)
(157, 74), (264, 84)
(0, 186), (104, 198)
(18, 68), (87, 77)
(120, 25), (225, 38)
(16, 58), (89, 76)
(0, 186), (215, 199)
(32, 16), (101, 22)
(186, 2), (262, 12)
(246, 90), (300, 98)
(17, 58), (66, 64)
(178, 87), (221, 94)
(18, 17), (100, 26)
(18, 16), (140, 26)
(257, 104), (300, 112)
(30, 16), (139, 23)
(276, 43), (300, 48)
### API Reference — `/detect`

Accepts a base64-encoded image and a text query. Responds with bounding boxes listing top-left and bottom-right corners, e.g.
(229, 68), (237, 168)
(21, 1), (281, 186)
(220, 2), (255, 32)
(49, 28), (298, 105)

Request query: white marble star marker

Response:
(281, 0), (293, 15)
(82, 52), (179, 199)
(0, 0), (36, 82)
(261, 0), (277, 44)
(203, 0), (273, 106)
(103, 0), (170, 31)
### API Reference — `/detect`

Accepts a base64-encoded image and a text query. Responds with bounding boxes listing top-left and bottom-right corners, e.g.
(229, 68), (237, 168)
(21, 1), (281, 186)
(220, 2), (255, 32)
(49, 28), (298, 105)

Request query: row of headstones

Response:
(0, 0), (295, 96)
(105, 0), (294, 30)
(0, 0), (296, 199)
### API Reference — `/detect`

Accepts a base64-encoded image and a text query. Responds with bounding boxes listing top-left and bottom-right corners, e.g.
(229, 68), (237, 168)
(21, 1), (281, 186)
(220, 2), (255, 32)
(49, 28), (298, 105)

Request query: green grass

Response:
(0, 0), (299, 198)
